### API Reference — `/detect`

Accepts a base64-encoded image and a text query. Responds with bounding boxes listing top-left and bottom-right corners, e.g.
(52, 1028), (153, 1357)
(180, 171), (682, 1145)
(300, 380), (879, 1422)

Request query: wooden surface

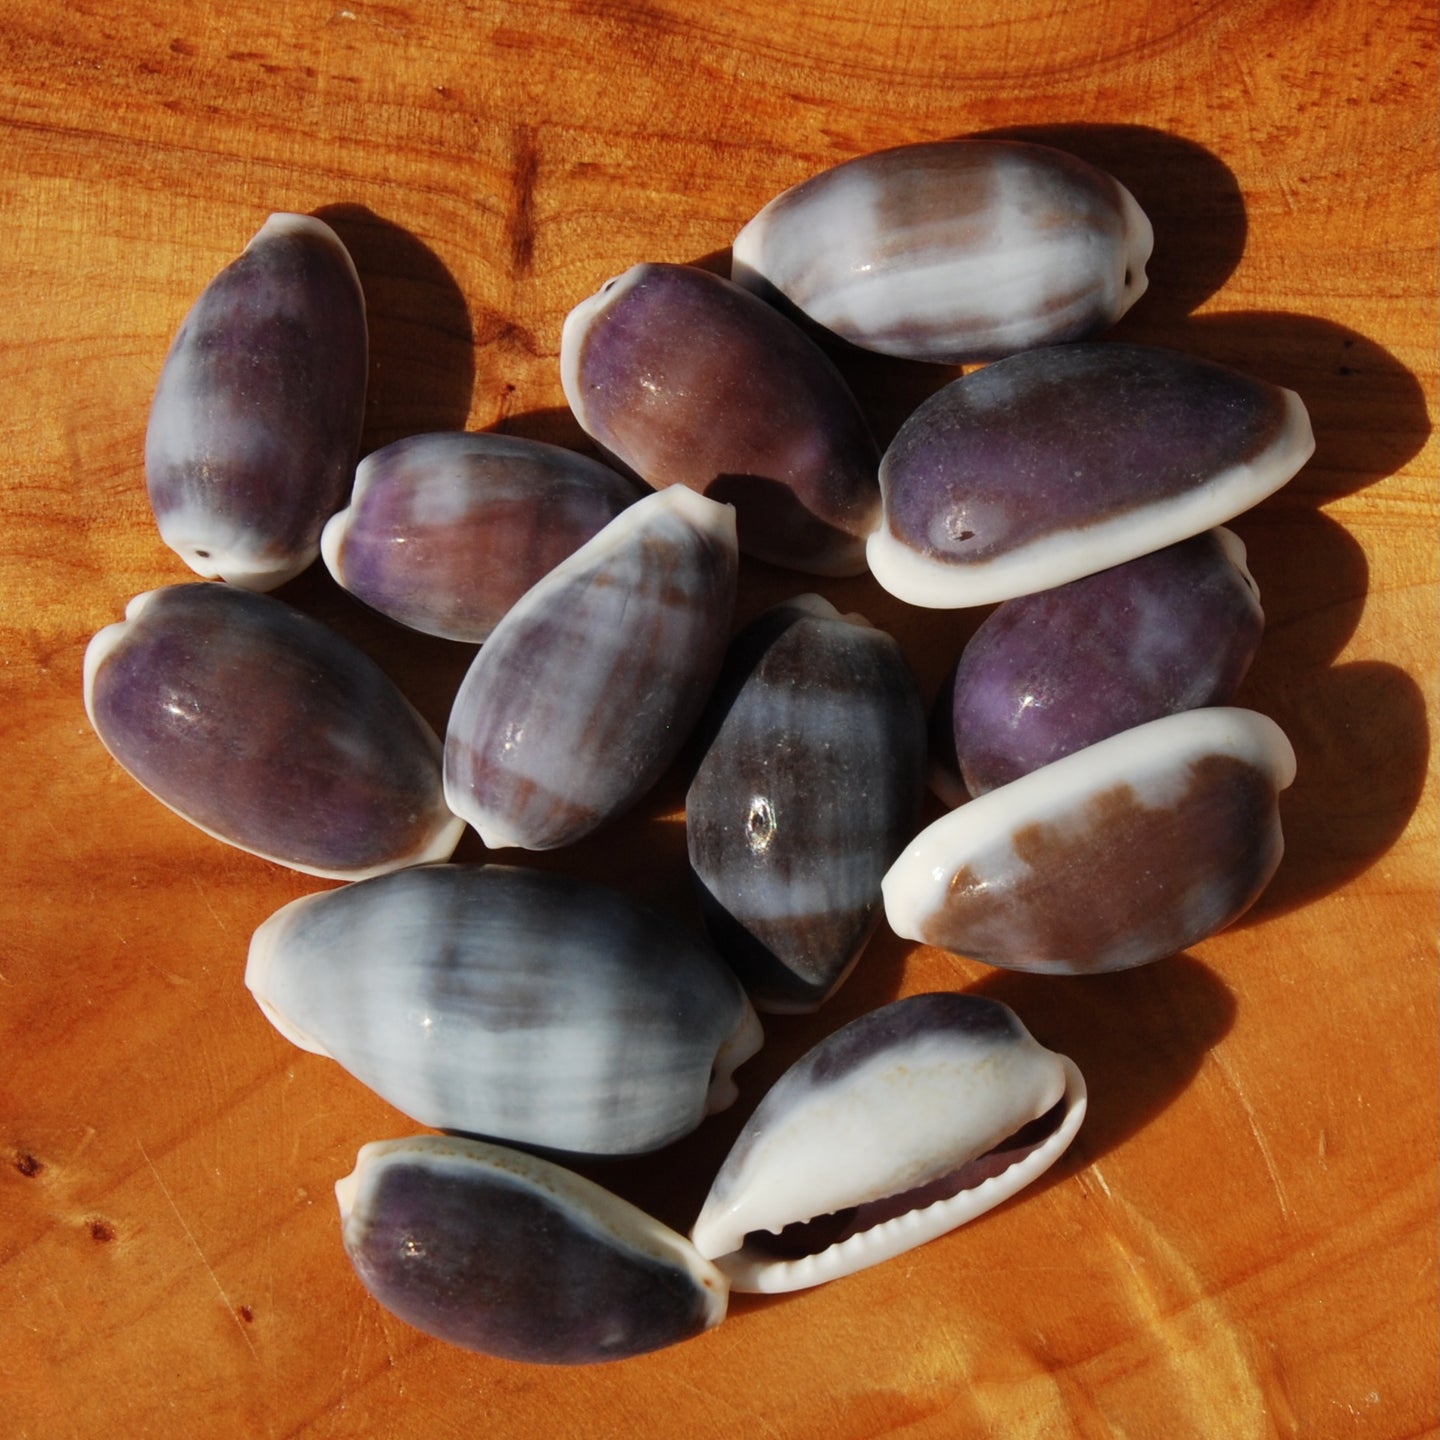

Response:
(2, 1), (1435, 1436)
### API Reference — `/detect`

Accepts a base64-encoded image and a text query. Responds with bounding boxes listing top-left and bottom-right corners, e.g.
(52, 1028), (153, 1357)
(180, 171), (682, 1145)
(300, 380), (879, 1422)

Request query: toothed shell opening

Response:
(704, 1056), (1086, 1295)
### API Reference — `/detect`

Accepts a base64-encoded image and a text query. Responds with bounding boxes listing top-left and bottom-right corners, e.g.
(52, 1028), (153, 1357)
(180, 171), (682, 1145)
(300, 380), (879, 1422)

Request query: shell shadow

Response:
(495, 763), (698, 927)
(483, 403), (601, 456)
(1129, 310), (1432, 508)
(273, 562), (478, 740)
(1174, 312), (1433, 912)
(1227, 500), (1431, 919)
(686, 247), (733, 277)
(313, 204), (475, 452)
(825, 345), (964, 452)
(966, 953), (1235, 1168)
(1247, 659), (1431, 921)
(1239, 507), (1368, 679)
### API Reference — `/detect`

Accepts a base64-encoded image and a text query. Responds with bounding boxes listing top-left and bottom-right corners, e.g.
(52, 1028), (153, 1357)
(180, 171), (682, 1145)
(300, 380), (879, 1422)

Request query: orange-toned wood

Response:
(1, 1), (1435, 1435)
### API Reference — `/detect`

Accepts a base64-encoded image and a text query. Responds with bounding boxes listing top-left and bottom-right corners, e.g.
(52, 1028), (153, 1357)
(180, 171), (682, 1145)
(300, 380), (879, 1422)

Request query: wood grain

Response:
(1, 0), (1435, 1436)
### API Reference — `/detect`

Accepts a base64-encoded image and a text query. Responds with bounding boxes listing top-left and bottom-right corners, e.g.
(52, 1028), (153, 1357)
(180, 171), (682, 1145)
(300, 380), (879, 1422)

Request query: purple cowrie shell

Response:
(144, 214), (367, 589)
(868, 343), (1313, 609)
(561, 263), (879, 576)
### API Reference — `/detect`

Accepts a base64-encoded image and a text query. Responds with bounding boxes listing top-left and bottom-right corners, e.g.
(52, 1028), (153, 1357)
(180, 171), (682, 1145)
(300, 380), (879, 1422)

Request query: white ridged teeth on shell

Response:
(885, 707), (1298, 975)
(690, 993), (1086, 1294)
(336, 1136), (728, 1364)
(730, 137), (1154, 364)
(144, 213), (367, 590)
(443, 483), (738, 851)
(245, 863), (763, 1156)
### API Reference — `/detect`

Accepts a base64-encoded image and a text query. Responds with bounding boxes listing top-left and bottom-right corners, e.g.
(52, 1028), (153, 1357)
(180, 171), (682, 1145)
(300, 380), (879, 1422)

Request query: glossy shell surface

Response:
(83, 584), (462, 879)
(938, 528), (1265, 797)
(561, 262), (880, 575)
(337, 1135), (728, 1364)
(145, 213), (367, 590)
(691, 992), (1086, 1293)
(732, 137), (1153, 364)
(868, 343), (1315, 608)
(321, 432), (641, 642)
(885, 707), (1297, 974)
(246, 863), (763, 1155)
(687, 595), (927, 1013)
(444, 484), (738, 850)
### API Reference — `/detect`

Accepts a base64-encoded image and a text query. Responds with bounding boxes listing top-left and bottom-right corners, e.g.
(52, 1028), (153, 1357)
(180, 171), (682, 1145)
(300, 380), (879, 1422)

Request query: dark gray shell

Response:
(246, 863), (763, 1155)
(687, 595), (927, 1012)
(144, 213), (367, 590)
(936, 528), (1265, 798)
(732, 138), (1153, 364)
(83, 584), (461, 879)
(560, 263), (880, 575)
(868, 343), (1314, 608)
(337, 1136), (727, 1363)
(444, 485), (737, 851)
(320, 432), (642, 642)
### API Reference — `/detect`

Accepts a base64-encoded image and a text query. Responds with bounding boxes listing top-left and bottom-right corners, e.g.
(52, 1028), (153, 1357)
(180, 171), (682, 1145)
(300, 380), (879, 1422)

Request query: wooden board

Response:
(1, 0), (1435, 1435)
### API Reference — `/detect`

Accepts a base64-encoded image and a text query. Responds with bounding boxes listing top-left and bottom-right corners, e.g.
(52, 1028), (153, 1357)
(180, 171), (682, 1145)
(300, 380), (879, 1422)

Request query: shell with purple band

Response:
(687, 594), (927, 1013)
(868, 343), (1315, 609)
(246, 864), (762, 1156)
(933, 527), (1265, 801)
(690, 992), (1086, 1294)
(885, 707), (1297, 975)
(444, 484), (737, 851)
(560, 262), (880, 575)
(145, 213), (367, 590)
(320, 432), (643, 642)
(83, 583), (462, 880)
(337, 1135), (728, 1363)
(730, 138), (1153, 364)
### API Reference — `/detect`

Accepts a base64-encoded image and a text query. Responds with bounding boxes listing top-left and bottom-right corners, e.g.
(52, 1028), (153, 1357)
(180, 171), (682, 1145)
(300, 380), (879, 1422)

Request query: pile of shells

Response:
(85, 137), (1311, 1365)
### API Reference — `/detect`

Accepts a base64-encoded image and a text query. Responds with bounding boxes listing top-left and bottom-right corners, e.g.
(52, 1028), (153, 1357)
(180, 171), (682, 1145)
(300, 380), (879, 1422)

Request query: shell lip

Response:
(318, 502), (352, 586)
(559, 266), (642, 428)
(703, 999), (765, 1114)
(1114, 177), (1154, 313)
(693, 1055), (1087, 1294)
(148, 498), (321, 590)
(180, 544), (317, 592)
(244, 897), (338, 1057)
